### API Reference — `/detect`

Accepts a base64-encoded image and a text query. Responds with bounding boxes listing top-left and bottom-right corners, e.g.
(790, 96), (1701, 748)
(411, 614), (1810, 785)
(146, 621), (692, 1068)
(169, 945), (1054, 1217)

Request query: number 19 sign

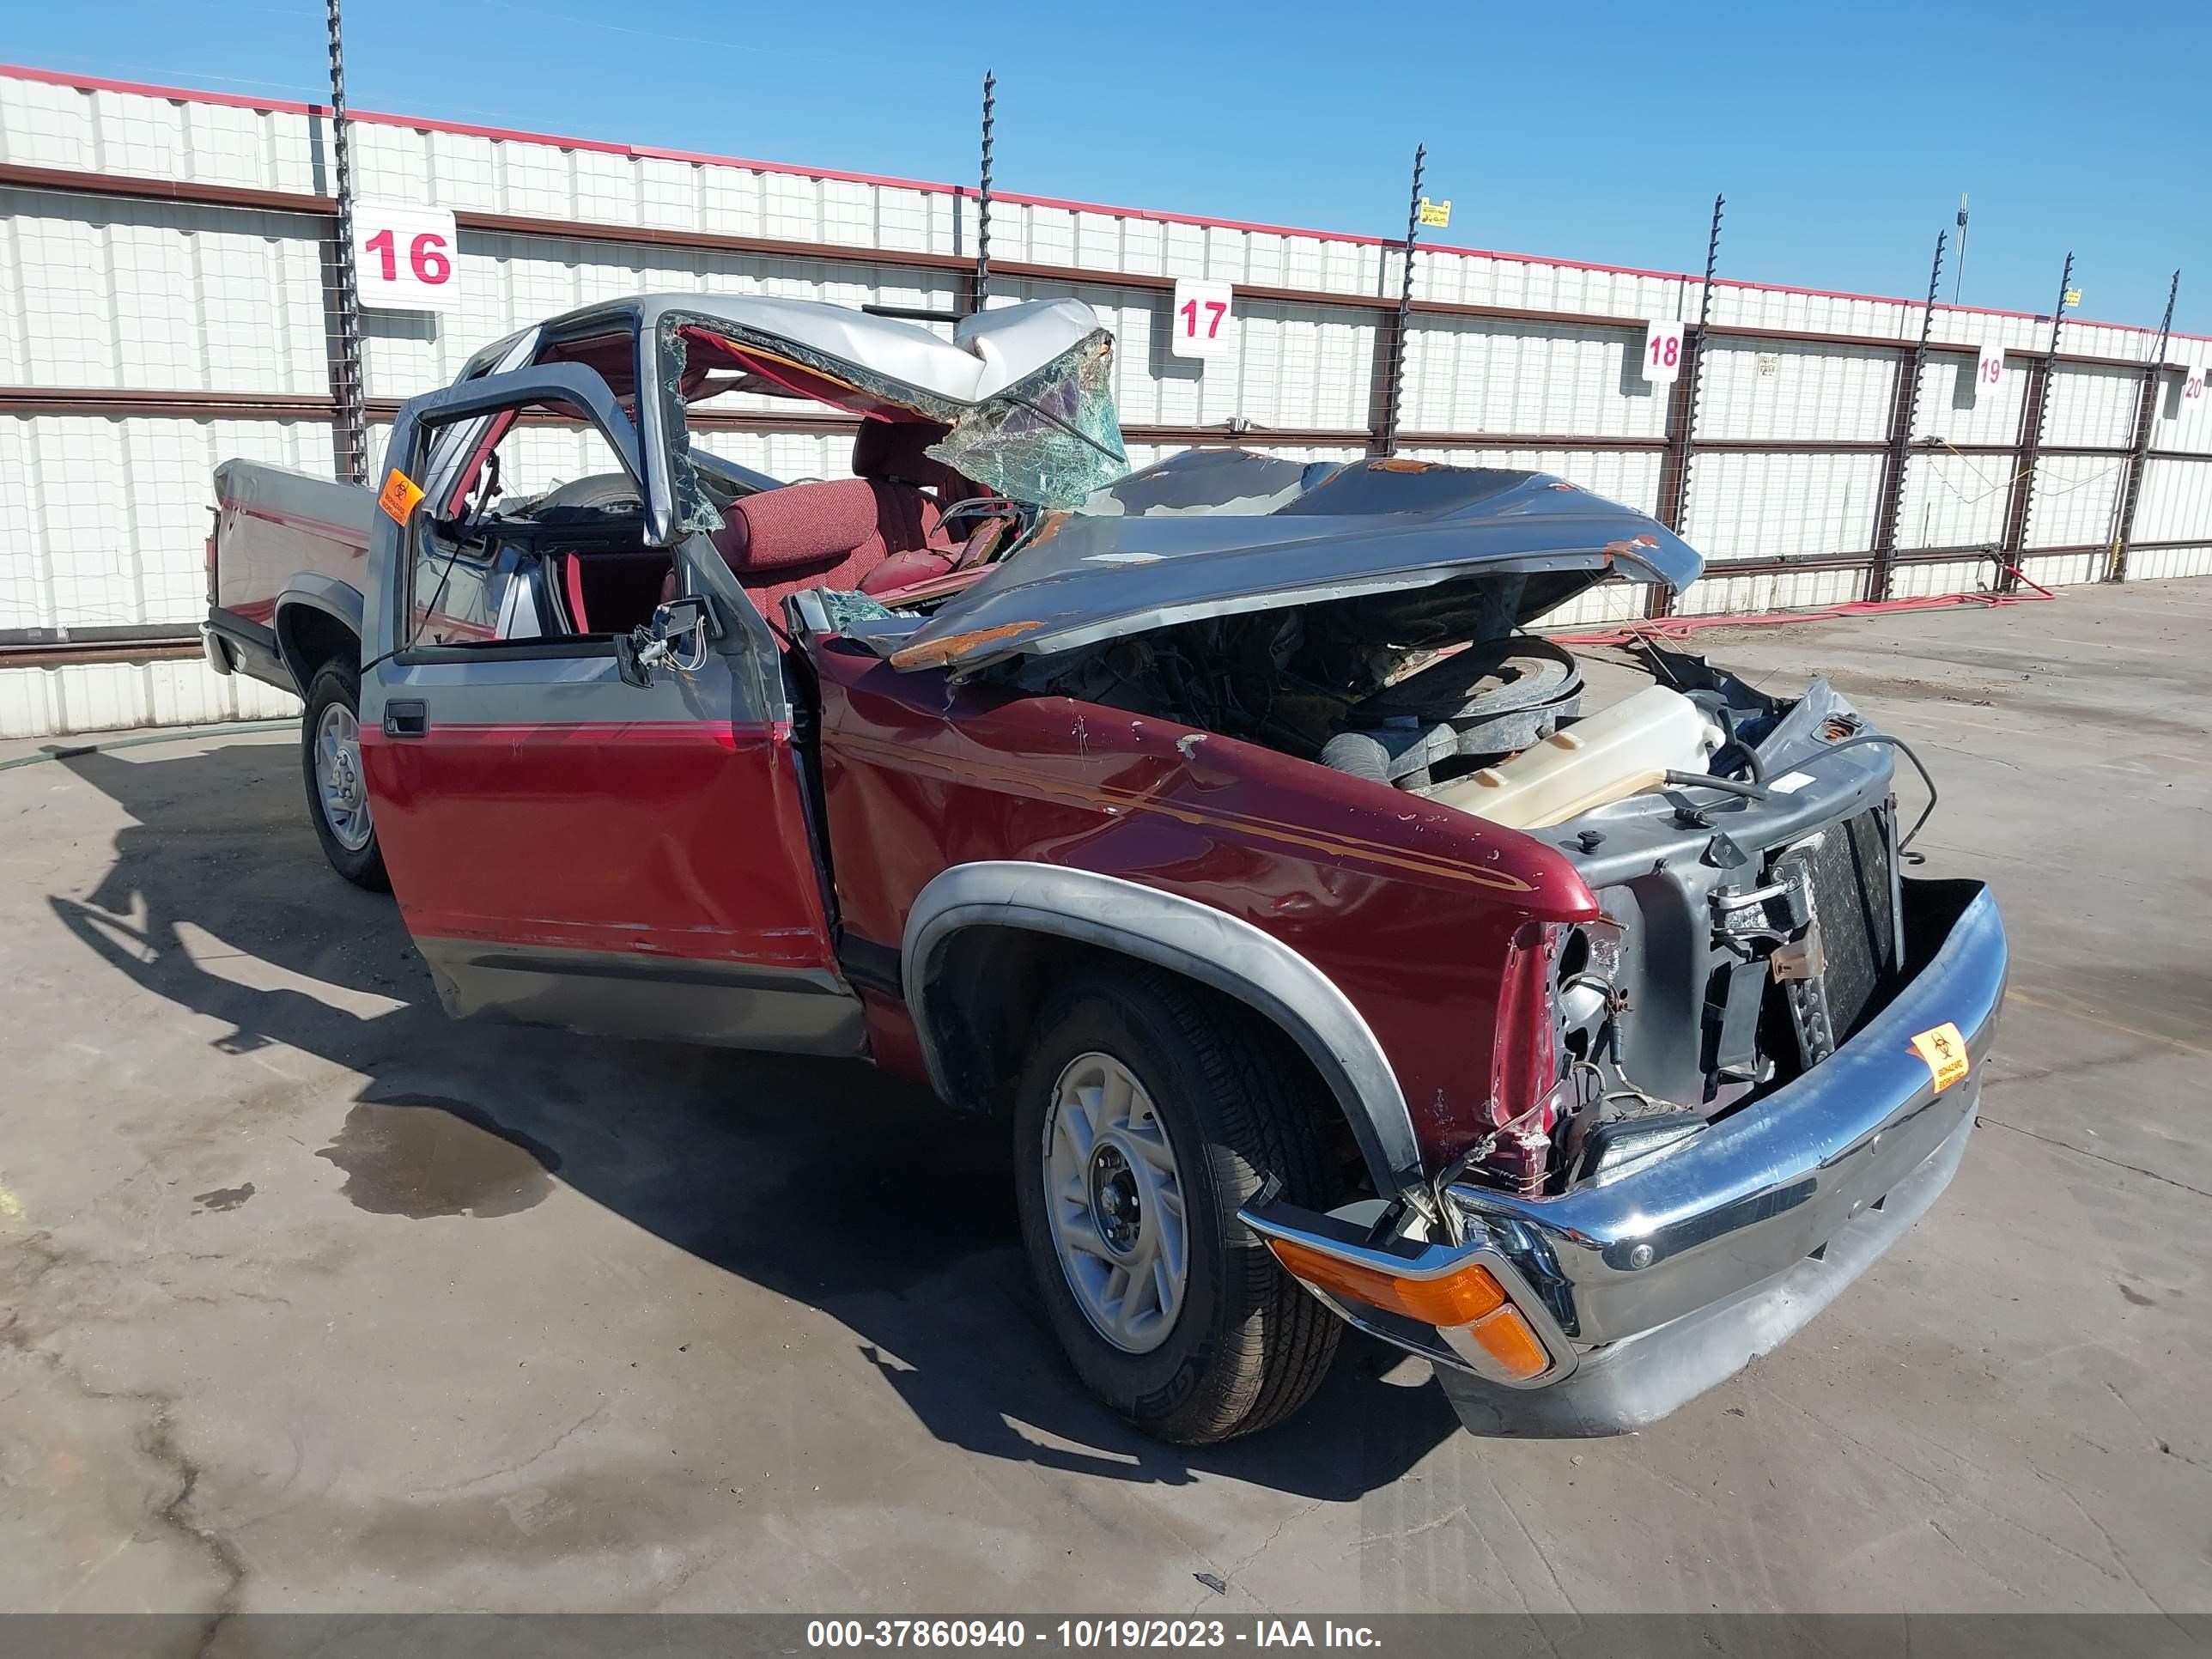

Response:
(1976, 340), (2006, 392)
(354, 201), (461, 314)
(1642, 319), (1686, 384)
(1170, 278), (1233, 362)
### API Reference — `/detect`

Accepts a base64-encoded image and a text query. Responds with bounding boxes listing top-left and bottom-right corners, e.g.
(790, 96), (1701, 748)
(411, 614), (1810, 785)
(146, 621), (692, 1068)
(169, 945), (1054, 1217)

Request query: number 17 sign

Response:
(354, 201), (461, 314)
(1170, 278), (1233, 362)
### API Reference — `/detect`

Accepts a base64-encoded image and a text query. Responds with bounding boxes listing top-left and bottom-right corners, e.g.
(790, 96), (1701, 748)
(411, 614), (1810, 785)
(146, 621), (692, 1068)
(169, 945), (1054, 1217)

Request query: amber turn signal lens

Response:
(1465, 1305), (1550, 1380)
(1266, 1238), (1508, 1328)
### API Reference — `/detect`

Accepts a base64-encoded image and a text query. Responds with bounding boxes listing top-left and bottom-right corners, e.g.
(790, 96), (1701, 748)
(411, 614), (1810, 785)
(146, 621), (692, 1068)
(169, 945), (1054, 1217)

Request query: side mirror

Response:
(617, 595), (714, 688)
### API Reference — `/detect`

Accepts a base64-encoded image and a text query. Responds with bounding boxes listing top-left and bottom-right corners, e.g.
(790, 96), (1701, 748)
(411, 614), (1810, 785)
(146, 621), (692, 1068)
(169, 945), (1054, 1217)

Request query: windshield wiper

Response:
(1000, 392), (1127, 467)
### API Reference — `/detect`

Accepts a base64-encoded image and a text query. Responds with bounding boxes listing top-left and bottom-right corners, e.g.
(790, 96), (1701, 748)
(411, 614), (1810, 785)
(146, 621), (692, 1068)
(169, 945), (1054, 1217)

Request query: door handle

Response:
(383, 701), (428, 739)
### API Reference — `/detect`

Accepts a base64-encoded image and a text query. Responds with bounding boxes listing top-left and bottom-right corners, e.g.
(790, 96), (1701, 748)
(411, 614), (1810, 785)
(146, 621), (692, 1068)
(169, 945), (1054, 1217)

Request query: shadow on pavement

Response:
(44, 737), (1462, 1499)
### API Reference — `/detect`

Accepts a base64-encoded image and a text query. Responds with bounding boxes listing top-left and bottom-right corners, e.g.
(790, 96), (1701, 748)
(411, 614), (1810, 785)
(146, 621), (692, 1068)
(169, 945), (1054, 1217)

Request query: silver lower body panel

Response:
(1439, 1098), (1976, 1437)
(416, 936), (869, 1057)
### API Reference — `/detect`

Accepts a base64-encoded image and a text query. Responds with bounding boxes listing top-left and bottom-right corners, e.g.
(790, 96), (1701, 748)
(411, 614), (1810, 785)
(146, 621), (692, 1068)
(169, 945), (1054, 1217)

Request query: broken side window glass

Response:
(654, 324), (722, 538)
(813, 589), (898, 629)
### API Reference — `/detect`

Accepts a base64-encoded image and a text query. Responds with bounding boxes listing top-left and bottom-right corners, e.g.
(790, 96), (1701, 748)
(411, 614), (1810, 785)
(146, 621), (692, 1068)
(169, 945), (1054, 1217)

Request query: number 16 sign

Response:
(354, 201), (462, 314)
(1170, 278), (1234, 362)
(1642, 319), (1686, 384)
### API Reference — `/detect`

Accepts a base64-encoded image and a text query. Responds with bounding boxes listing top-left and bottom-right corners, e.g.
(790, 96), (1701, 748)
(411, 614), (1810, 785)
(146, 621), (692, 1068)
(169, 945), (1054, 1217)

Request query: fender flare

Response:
(273, 578), (366, 688)
(902, 861), (1427, 1200)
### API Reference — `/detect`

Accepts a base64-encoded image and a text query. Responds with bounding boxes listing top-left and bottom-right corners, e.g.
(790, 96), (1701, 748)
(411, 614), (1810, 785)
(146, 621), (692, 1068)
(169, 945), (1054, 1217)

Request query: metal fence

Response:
(4, 62), (2209, 738)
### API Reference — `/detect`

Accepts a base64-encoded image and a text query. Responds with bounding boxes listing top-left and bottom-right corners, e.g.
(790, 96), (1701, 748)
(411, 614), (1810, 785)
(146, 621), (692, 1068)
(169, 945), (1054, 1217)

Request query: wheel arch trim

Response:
(274, 577), (366, 690)
(902, 861), (1427, 1200)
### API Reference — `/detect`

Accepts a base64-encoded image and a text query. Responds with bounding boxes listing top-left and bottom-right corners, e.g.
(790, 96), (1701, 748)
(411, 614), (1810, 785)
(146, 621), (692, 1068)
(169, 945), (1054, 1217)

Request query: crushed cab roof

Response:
(472, 293), (1108, 406)
(876, 452), (1705, 675)
(461, 293), (1124, 538)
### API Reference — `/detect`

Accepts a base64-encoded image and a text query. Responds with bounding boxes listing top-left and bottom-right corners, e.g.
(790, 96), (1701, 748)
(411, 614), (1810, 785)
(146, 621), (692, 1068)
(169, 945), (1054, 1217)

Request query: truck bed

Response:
(206, 459), (374, 692)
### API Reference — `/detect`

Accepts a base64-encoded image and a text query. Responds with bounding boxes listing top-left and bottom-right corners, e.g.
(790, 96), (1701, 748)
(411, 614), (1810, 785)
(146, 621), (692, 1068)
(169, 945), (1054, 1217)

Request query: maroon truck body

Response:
(809, 638), (1598, 1168)
(204, 292), (2005, 1443)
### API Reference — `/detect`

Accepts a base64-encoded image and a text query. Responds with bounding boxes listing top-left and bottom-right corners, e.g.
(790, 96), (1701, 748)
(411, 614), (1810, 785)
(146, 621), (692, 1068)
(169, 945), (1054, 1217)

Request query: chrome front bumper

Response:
(1242, 878), (2007, 1432)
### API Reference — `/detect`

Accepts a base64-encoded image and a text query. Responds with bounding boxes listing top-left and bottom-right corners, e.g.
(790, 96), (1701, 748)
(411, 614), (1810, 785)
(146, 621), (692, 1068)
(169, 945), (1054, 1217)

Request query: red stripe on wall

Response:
(9, 62), (2203, 343)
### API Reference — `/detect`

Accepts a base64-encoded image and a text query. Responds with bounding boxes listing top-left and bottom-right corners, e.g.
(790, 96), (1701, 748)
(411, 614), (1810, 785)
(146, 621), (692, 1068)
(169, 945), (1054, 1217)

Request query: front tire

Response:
(301, 659), (389, 891)
(1013, 966), (1343, 1445)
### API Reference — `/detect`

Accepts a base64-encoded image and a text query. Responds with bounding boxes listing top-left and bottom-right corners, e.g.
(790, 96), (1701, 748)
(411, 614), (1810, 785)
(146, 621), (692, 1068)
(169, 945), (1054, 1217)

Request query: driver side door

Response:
(358, 363), (862, 1056)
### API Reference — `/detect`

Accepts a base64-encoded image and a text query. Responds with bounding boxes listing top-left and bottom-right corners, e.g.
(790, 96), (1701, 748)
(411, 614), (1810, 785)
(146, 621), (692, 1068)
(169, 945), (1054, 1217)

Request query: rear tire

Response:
(524, 472), (642, 516)
(301, 659), (389, 891)
(1012, 966), (1343, 1445)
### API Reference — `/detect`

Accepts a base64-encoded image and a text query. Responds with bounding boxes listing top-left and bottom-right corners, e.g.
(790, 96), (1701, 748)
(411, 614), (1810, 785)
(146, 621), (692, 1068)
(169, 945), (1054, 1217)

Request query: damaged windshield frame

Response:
(646, 312), (1129, 537)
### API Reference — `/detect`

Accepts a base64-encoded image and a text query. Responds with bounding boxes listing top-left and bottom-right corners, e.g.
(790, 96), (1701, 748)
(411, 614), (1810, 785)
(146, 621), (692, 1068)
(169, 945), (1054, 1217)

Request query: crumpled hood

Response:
(881, 452), (1703, 674)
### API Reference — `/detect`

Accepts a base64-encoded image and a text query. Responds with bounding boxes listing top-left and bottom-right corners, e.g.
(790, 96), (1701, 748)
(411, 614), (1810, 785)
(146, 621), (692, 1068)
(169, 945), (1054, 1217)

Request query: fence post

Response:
(1869, 229), (1947, 603)
(2107, 269), (2179, 583)
(971, 72), (994, 315)
(324, 0), (367, 486)
(1650, 192), (1723, 618)
(1375, 143), (1425, 459)
(1997, 251), (2073, 589)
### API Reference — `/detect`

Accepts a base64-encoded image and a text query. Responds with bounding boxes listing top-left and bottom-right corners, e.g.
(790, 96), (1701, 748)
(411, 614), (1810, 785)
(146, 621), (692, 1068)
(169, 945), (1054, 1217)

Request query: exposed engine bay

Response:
(1009, 580), (1934, 1205)
(1011, 574), (1590, 793)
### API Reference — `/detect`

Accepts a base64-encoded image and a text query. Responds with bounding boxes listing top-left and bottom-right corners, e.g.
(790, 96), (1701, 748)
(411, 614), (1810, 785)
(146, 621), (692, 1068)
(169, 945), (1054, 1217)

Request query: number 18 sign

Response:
(354, 201), (461, 314)
(1642, 319), (1686, 384)
(1170, 278), (1233, 362)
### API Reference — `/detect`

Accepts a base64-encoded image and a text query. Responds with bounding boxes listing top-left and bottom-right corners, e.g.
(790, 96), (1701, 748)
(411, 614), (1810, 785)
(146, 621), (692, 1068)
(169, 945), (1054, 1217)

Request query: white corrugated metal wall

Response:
(3, 64), (2209, 737)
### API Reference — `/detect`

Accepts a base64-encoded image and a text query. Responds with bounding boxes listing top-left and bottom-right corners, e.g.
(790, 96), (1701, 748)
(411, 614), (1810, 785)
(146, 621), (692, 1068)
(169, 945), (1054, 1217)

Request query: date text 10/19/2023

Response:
(806, 1621), (1384, 1650)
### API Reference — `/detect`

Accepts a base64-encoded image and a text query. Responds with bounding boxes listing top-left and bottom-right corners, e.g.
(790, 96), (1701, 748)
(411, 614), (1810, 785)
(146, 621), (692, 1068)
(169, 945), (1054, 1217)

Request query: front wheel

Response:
(301, 660), (390, 891)
(1012, 966), (1343, 1445)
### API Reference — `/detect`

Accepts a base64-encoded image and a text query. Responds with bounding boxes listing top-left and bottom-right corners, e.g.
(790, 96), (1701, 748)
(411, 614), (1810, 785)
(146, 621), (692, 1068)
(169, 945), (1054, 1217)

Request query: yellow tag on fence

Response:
(378, 468), (426, 523)
(1909, 1022), (1971, 1092)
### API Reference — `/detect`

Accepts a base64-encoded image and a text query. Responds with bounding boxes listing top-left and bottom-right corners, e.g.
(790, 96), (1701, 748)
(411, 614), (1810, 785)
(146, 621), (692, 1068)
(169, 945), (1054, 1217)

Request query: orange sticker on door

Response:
(1909, 1021), (1971, 1092)
(378, 468), (426, 523)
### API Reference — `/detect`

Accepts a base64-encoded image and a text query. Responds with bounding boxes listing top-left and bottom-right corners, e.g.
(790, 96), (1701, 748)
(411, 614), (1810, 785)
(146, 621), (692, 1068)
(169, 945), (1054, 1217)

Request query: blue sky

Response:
(12, 0), (2210, 333)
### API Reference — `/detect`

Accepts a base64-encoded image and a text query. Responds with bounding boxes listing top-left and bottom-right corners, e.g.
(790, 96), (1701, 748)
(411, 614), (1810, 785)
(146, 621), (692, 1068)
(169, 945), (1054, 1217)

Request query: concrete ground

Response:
(3, 579), (2209, 1615)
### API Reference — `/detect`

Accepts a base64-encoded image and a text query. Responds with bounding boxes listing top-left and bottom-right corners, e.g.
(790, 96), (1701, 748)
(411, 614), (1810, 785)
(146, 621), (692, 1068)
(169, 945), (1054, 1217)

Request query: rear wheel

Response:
(1012, 967), (1343, 1444)
(301, 659), (389, 891)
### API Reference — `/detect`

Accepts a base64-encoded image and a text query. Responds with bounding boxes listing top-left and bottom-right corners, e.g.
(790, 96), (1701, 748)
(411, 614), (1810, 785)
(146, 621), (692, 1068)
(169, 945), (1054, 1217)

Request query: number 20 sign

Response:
(354, 201), (461, 314)
(1641, 319), (1686, 384)
(1170, 278), (1233, 361)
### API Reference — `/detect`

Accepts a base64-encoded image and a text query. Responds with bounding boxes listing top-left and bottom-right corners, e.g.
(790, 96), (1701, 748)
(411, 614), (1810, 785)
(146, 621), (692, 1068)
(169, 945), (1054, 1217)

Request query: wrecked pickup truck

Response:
(203, 293), (2006, 1443)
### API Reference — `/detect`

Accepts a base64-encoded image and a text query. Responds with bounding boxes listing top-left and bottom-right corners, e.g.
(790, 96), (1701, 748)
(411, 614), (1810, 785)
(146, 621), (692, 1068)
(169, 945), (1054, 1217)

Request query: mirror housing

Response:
(617, 594), (714, 688)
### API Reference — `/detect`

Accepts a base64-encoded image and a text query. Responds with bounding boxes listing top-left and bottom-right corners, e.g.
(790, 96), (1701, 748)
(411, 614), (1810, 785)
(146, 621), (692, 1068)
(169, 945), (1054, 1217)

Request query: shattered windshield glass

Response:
(927, 336), (1129, 509)
(655, 312), (1129, 525)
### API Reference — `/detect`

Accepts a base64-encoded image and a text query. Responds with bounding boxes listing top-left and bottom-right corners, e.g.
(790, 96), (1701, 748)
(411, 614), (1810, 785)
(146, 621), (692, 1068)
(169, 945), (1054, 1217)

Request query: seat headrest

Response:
(720, 480), (882, 571)
(851, 418), (971, 501)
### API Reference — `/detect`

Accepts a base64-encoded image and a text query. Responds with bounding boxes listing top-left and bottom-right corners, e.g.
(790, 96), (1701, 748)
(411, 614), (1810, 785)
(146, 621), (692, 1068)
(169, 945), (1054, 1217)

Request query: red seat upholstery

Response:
(679, 420), (997, 622)
(862, 549), (961, 596)
(709, 477), (957, 618)
(562, 554), (592, 632)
